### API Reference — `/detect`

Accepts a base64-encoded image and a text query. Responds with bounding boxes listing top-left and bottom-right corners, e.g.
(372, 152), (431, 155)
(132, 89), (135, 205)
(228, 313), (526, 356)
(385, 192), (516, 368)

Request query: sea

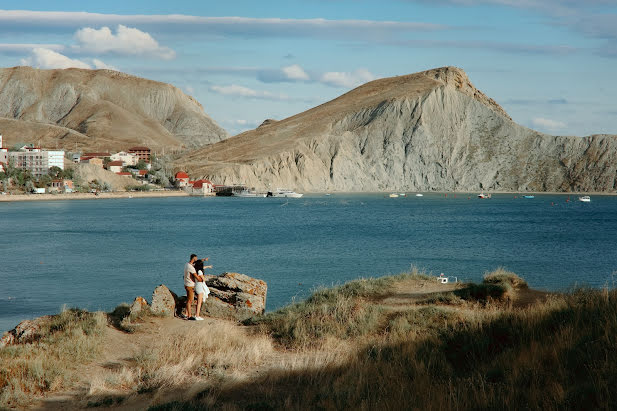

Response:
(1, 193), (616, 333)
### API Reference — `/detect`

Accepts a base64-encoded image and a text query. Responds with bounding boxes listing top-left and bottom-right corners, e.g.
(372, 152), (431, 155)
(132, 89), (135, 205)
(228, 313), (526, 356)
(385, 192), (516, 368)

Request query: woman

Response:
(192, 258), (212, 321)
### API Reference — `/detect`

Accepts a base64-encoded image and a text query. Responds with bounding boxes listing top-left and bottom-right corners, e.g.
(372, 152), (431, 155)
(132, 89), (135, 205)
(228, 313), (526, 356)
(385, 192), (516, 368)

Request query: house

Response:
(106, 160), (124, 173)
(174, 171), (190, 187)
(187, 179), (215, 196)
(128, 146), (151, 163)
(110, 151), (137, 166)
(50, 179), (74, 193)
(8, 148), (65, 176)
(80, 157), (104, 167)
(137, 169), (148, 179)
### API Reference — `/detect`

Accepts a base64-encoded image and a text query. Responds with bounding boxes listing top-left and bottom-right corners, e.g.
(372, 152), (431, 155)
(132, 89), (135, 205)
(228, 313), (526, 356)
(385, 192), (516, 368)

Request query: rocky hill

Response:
(0, 66), (228, 151)
(177, 66), (617, 192)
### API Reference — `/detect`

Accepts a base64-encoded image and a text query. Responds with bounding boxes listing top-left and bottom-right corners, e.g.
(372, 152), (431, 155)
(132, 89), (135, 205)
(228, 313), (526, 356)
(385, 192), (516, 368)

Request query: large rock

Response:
(178, 66), (617, 193)
(0, 315), (52, 348)
(201, 272), (267, 321)
(129, 296), (150, 317)
(151, 285), (178, 317)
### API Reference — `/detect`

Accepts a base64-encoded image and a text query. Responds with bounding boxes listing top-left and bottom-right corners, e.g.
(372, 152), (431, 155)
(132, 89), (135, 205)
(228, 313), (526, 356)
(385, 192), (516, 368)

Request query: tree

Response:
(48, 166), (62, 179)
(37, 174), (52, 188)
(135, 159), (148, 170)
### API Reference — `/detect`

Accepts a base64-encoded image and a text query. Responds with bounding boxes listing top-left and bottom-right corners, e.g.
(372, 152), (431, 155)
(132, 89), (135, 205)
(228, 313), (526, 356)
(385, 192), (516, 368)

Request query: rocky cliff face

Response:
(0, 66), (228, 151)
(178, 66), (617, 193)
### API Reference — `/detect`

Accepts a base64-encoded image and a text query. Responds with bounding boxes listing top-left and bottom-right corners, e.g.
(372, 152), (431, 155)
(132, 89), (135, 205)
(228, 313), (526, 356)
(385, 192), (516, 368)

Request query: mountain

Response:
(176, 66), (617, 193)
(0, 66), (228, 151)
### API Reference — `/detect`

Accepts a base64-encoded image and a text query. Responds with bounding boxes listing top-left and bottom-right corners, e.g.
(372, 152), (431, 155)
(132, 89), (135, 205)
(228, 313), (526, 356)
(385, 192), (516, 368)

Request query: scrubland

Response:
(2, 268), (617, 410)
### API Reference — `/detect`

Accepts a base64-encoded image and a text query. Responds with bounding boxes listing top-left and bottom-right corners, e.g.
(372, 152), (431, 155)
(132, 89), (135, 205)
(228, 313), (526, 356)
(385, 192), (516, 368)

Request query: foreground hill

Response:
(2, 270), (616, 410)
(0, 66), (228, 151)
(177, 67), (617, 192)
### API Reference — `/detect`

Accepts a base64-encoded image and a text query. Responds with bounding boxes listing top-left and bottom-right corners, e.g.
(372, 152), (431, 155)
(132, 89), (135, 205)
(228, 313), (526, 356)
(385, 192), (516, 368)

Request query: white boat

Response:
(478, 192), (492, 199)
(271, 188), (303, 198)
(233, 189), (267, 198)
(578, 195), (591, 202)
(415, 193), (424, 197)
(389, 193), (399, 198)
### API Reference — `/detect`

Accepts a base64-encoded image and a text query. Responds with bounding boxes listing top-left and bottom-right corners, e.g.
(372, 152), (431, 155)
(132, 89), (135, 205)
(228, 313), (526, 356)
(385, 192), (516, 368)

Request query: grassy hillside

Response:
(2, 269), (616, 410)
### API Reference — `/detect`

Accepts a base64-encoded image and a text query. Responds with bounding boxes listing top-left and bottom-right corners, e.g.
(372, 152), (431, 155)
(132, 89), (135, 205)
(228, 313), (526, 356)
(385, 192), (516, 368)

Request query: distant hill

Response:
(0, 66), (228, 152)
(176, 66), (617, 193)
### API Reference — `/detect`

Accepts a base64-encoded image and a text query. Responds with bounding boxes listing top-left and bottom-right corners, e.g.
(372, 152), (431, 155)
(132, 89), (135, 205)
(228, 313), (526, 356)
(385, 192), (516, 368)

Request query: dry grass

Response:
(0, 308), (107, 408)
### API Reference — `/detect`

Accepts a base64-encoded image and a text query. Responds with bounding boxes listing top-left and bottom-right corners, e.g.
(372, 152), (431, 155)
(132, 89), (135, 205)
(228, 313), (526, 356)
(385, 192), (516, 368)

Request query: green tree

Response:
(37, 174), (52, 188)
(48, 166), (62, 179)
(135, 159), (148, 170)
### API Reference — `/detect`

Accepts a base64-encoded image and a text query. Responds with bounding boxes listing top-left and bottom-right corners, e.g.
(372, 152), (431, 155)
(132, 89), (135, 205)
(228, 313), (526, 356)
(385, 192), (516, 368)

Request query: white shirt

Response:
(184, 262), (196, 287)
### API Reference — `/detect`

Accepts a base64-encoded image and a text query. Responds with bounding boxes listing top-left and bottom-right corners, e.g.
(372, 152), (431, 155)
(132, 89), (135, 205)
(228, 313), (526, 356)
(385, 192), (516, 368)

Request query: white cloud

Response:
(19, 48), (117, 71)
(0, 11), (447, 39)
(282, 64), (310, 81)
(210, 84), (292, 101)
(21, 48), (91, 69)
(73, 25), (175, 60)
(319, 69), (376, 88)
(532, 117), (567, 131)
(92, 59), (117, 70)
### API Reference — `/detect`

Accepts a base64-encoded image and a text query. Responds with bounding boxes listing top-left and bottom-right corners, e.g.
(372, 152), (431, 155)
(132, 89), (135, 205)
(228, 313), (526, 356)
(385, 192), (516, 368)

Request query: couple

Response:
(182, 253), (212, 321)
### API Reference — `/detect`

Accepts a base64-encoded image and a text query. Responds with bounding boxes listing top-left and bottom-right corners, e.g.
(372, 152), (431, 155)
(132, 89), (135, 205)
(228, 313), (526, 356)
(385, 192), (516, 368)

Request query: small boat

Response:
(523, 195), (535, 199)
(389, 193), (399, 198)
(415, 193), (424, 197)
(270, 188), (303, 198)
(578, 196), (591, 202)
(477, 192), (492, 199)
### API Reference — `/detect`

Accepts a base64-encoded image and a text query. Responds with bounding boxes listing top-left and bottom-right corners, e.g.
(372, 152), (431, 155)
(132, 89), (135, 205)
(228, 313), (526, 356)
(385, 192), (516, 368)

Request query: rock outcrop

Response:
(0, 315), (52, 348)
(177, 66), (617, 193)
(0, 66), (228, 151)
(201, 272), (268, 321)
(150, 285), (177, 317)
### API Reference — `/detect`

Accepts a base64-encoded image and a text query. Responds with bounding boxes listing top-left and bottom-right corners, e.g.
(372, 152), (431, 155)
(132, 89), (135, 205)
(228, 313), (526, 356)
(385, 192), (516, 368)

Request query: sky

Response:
(0, 1), (615, 136)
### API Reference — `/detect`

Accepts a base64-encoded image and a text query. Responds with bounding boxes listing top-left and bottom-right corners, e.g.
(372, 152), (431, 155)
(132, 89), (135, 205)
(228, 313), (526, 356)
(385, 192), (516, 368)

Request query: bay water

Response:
(1, 193), (616, 333)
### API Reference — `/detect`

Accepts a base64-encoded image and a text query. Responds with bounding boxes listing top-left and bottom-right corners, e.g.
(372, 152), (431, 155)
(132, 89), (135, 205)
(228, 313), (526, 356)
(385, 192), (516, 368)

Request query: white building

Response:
(8, 147), (65, 176)
(0, 135), (7, 173)
(110, 151), (137, 166)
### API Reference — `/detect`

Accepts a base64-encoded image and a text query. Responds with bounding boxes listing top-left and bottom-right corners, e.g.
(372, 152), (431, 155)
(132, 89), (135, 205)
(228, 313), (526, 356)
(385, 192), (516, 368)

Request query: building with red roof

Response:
(174, 171), (190, 187)
(128, 146), (151, 163)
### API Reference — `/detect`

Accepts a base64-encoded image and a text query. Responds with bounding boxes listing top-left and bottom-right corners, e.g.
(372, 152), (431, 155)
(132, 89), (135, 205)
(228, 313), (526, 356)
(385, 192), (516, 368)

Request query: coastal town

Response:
(0, 133), (303, 199)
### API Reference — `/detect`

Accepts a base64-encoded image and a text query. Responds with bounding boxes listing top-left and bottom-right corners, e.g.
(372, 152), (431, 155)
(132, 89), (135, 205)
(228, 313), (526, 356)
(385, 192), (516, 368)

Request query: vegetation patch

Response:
(0, 308), (107, 408)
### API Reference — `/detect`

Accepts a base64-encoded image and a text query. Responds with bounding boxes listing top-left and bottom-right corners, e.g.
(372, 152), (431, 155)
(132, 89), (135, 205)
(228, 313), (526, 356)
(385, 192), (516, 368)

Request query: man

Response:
(182, 254), (198, 320)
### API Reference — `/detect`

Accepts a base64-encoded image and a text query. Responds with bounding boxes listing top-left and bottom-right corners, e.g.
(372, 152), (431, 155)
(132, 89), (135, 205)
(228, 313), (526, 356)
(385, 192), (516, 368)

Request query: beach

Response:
(0, 190), (189, 202)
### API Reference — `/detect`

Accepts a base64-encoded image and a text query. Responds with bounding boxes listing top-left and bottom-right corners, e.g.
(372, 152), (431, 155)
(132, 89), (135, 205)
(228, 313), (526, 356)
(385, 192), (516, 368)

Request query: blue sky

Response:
(0, 1), (615, 136)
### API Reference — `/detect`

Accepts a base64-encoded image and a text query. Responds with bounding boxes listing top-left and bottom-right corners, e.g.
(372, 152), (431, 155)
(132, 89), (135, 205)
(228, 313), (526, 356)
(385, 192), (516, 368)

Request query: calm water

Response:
(1, 194), (616, 333)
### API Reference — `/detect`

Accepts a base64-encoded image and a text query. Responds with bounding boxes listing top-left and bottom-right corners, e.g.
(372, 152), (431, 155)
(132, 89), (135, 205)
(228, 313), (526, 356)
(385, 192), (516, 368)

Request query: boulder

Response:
(129, 296), (150, 317)
(0, 315), (53, 348)
(151, 285), (178, 317)
(202, 272), (267, 321)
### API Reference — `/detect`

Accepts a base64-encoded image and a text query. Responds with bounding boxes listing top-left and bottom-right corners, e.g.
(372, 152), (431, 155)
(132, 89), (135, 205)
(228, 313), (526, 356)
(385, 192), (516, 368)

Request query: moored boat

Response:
(389, 193), (399, 198)
(477, 192), (492, 199)
(269, 188), (303, 198)
(233, 189), (267, 198)
(578, 195), (591, 202)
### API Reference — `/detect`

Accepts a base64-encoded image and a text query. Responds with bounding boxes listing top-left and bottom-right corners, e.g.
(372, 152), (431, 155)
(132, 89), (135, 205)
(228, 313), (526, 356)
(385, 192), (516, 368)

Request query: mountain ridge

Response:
(0, 66), (228, 151)
(176, 66), (617, 193)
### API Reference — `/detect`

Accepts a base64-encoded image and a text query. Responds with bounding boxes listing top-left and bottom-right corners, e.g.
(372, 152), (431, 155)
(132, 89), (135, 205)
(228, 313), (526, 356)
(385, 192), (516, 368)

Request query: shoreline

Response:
(0, 190), (189, 202)
(1, 189), (615, 203)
